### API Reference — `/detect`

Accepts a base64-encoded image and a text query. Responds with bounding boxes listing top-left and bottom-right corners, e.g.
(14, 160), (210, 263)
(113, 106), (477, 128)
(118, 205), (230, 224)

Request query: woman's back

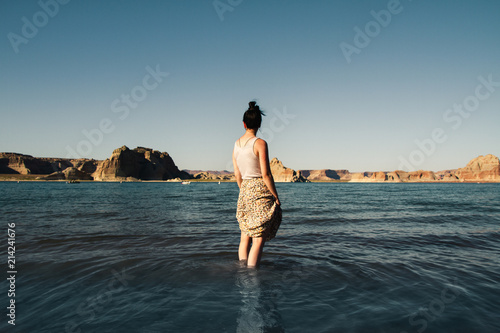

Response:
(234, 137), (262, 179)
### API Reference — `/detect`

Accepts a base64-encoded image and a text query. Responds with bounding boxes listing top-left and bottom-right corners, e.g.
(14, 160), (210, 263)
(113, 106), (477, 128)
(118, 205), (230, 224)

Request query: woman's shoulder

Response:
(255, 137), (267, 144)
(254, 137), (268, 149)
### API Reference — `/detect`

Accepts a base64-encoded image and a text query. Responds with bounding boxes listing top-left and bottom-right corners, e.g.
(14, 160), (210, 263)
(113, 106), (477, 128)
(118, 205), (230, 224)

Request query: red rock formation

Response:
(350, 172), (372, 182)
(455, 154), (500, 181)
(351, 169), (438, 182)
(300, 169), (351, 181)
(92, 146), (191, 181)
(441, 172), (460, 182)
(371, 171), (387, 181)
(193, 171), (235, 181)
(386, 171), (403, 182)
(72, 159), (99, 175)
(335, 170), (352, 181)
(407, 170), (437, 182)
(270, 158), (309, 182)
(3, 150), (499, 183)
(0, 153), (72, 174)
(435, 170), (459, 181)
(40, 167), (93, 181)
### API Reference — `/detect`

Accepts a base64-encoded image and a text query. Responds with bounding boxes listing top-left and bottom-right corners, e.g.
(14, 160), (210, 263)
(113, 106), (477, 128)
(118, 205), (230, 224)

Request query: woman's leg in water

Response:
(239, 231), (251, 263)
(247, 236), (266, 268)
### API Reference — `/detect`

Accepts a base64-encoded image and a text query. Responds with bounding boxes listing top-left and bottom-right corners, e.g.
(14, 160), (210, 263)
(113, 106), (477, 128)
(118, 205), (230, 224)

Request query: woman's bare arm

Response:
(233, 150), (242, 188)
(255, 139), (280, 205)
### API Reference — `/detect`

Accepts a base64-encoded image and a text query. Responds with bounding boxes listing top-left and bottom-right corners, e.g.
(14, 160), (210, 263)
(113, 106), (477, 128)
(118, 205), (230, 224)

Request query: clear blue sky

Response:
(1, 0), (499, 172)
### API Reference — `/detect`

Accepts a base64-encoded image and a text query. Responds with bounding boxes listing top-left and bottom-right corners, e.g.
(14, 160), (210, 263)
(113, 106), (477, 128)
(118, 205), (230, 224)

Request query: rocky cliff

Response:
(0, 153), (73, 174)
(92, 146), (191, 181)
(299, 169), (351, 181)
(41, 167), (94, 181)
(435, 170), (460, 182)
(350, 172), (375, 182)
(2, 151), (499, 182)
(454, 154), (500, 181)
(347, 155), (498, 183)
(270, 158), (309, 183)
(351, 170), (437, 182)
(1, 147), (190, 181)
(193, 171), (235, 181)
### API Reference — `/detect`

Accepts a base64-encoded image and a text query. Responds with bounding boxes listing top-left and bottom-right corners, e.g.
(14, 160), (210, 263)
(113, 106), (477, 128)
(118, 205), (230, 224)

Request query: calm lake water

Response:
(1, 182), (499, 333)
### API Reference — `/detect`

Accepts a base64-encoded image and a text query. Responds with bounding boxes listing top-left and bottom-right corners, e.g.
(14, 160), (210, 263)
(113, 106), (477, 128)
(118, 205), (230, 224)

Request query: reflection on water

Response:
(236, 267), (285, 333)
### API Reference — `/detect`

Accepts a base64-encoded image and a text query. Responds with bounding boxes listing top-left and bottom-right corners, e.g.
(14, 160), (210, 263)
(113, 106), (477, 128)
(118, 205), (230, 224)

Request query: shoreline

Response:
(2, 150), (499, 184)
(1, 175), (498, 184)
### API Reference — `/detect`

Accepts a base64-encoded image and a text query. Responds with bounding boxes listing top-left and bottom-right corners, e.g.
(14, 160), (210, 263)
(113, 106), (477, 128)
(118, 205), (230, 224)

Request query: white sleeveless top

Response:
(233, 137), (262, 179)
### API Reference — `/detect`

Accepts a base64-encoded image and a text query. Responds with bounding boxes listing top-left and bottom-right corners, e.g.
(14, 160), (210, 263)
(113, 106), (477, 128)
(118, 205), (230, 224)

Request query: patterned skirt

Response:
(236, 178), (282, 241)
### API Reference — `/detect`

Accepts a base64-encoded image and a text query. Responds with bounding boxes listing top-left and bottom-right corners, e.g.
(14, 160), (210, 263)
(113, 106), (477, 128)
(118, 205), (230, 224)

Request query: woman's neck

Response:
(245, 129), (257, 136)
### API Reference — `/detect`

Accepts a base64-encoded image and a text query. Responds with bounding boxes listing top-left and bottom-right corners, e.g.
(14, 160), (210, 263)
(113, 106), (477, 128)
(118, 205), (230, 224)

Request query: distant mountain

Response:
(347, 155), (500, 183)
(92, 146), (191, 181)
(1, 150), (499, 182)
(270, 158), (309, 183)
(0, 146), (191, 181)
(299, 169), (351, 181)
(183, 169), (233, 176)
(0, 152), (98, 178)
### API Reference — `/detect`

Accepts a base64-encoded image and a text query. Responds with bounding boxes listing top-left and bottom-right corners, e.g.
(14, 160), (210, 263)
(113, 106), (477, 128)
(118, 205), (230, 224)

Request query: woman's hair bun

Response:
(243, 101), (265, 130)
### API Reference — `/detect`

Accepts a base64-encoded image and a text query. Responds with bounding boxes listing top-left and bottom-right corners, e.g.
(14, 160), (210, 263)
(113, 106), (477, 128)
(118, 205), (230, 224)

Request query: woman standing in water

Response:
(233, 101), (282, 268)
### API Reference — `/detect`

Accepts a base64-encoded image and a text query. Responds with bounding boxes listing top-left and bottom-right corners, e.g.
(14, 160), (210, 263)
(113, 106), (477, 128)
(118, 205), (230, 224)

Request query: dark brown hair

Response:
(243, 101), (265, 130)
